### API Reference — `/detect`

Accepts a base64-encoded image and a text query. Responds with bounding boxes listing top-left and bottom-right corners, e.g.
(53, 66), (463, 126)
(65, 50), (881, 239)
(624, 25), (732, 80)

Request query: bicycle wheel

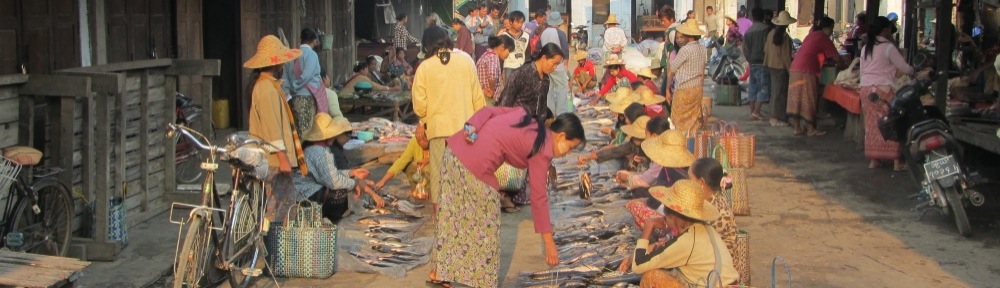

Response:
(9, 178), (73, 256)
(224, 179), (264, 287)
(174, 215), (213, 288)
(176, 138), (205, 184)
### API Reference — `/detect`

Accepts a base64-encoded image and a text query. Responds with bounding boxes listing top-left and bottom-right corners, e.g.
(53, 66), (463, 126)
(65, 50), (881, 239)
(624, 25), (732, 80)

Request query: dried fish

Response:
(591, 271), (642, 286)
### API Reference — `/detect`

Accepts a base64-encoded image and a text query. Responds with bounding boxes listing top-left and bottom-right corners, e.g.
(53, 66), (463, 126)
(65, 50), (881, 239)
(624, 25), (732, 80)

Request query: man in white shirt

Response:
(703, 6), (722, 57)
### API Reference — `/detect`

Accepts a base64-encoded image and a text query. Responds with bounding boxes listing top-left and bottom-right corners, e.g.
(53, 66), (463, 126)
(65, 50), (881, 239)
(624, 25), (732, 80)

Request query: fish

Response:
(371, 244), (425, 257)
(368, 239), (412, 249)
(521, 279), (589, 288)
(553, 199), (593, 208)
(358, 214), (422, 225)
(366, 208), (392, 215)
(563, 251), (598, 265)
(569, 210), (605, 219)
(368, 226), (406, 234)
(591, 271), (642, 286)
(527, 265), (601, 281)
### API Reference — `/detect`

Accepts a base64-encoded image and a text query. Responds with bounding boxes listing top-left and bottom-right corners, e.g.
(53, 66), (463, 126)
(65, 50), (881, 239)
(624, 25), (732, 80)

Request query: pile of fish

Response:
(339, 193), (432, 274)
(516, 105), (644, 287)
(351, 117), (416, 143)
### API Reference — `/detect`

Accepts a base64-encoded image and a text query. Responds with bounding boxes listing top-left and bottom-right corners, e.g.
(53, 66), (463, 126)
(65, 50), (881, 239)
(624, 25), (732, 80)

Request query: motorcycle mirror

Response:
(868, 93), (880, 103)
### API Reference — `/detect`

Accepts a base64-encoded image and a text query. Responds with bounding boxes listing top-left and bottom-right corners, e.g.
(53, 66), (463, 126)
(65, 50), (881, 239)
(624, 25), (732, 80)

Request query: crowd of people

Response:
(232, 3), (936, 287)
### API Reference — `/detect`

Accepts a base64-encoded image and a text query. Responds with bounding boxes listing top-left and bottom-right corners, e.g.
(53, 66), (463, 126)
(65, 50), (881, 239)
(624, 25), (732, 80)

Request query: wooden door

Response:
(105, 0), (173, 62)
(19, 0), (79, 74)
(148, 0), (173, 59)
(106, 0), (131, 63)
(0, 1), (18, 74)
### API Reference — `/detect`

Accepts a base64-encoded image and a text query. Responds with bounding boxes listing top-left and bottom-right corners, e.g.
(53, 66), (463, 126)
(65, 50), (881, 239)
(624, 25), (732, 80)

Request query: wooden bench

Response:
(0, 251), (91, 288)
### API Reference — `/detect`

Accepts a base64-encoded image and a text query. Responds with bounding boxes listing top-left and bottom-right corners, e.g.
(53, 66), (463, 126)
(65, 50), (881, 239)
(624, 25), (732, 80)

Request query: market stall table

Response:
(823, 84), (864, 149)
(340, 91), (414, 123)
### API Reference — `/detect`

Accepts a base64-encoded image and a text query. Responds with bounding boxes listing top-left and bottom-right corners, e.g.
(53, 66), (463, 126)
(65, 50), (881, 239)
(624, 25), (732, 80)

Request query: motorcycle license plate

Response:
(924, 155), (960, 180)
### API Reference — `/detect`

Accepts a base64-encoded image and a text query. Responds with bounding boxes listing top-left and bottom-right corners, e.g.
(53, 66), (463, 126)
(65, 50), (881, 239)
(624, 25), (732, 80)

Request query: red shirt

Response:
(599, 69), (639, 96)
(790, 31), (840, 76)
(573, 60), (596, 78)
(446, 107), (554, 233)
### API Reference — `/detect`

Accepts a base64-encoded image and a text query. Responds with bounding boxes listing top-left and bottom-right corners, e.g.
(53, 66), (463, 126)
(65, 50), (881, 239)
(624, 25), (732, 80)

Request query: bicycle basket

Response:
(0, 157), (21, 197)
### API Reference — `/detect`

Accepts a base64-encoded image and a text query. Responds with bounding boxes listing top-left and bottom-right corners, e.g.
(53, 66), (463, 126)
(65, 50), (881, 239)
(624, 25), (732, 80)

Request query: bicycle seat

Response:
(2, 146), (42, 166)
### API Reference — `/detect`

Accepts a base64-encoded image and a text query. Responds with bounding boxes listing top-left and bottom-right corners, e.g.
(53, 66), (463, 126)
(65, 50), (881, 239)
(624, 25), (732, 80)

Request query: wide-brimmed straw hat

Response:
(609, 91), (640, 114)
(641, 130), (696, 168)
(676, 20), (705, 36)
(243, 35), (302, 69)
(649, 180), (721, 222)
(724, 16), (737, 25)
(622, 116), (651, 139)
(605, 14), (620, 25)
(637, 67), (657, 79)
(603, 55), (625, 67)
(573, 50), (589, 61)
(772, 11), (797, 26)
(637, 86), (666, 106)
(303, 113), (353, 142)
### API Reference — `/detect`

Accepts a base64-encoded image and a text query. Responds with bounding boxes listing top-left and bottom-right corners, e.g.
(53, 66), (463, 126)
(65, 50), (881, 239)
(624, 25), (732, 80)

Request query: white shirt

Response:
(604, 26), (629, 51)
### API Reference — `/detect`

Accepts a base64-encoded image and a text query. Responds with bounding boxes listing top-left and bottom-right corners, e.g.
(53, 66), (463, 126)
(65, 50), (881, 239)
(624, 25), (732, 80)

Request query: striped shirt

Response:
(670, 41), (707, 90)
(393, 22), (419, 49)
(476, 50), (503, 98)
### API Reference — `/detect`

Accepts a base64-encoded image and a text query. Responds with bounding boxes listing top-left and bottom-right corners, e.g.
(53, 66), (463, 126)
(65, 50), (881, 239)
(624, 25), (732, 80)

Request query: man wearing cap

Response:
(501, 11), (531, 77)
(282, 28), (330, 135)
(603, 14), (629, 57)
(667, 21), (708, 133)
(245, 35), (306, 175)
(742, 8), (772, 121)
(540, 11), (572, 114)
(572, 50), (597, 93)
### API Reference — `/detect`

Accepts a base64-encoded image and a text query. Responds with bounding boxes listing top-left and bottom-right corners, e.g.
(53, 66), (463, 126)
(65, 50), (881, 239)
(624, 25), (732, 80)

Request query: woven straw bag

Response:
(265, 201), (337, 278)
(713, 144), (749, 215)
(734, 230), (751, 285)
(495, 162), (527, 192)
(721, 122), (756, 168)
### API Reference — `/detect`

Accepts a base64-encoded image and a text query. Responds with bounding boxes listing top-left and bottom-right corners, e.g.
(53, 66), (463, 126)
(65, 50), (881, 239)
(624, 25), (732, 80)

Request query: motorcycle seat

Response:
(907, 119), (950, 143)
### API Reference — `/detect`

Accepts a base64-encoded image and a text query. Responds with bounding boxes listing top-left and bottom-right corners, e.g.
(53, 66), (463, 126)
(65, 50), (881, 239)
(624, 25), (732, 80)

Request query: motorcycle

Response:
(868, 64), (985, 237)
(707, 38), (744, 85)
(573, 25), (589, 50)
(174, 92), (205, 184)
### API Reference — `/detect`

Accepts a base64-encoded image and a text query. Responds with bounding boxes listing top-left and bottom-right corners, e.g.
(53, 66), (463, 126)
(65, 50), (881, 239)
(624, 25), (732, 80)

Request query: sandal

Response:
(793, 130), (805, 136)
(770, 119), (789, 127)
(501, 206), (521, 213)
(426, 279), (452, 287)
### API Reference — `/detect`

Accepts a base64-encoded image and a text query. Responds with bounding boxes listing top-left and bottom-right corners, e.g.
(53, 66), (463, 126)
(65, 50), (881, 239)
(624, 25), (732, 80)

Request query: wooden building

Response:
(0, 0), (356, 260)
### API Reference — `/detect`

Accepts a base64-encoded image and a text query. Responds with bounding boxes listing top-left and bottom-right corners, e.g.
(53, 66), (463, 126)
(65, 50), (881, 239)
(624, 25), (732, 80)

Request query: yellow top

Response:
(388, 138), (426, 175)
(632, 223), (739, 286)
(412, 53), (486, 138)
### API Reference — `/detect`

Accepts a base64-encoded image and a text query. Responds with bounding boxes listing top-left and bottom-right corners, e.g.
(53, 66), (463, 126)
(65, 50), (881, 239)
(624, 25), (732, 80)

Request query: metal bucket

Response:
(320, 35), (334, 50)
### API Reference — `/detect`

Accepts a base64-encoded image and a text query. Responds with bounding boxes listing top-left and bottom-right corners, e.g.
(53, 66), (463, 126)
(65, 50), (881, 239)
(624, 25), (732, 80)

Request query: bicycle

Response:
(174, 92), (206, 184)
(0, 146), (74, 257)
(167, 123), (276, 288)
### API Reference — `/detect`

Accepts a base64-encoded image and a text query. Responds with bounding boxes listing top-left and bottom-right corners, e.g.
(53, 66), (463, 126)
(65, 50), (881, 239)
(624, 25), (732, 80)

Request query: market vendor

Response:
(374, 124), (429, 190)
(295, 113), (385, 223)
(616, 130), (694, 193)
(594, 55), (639, 101)
(578, 115), (655, 172)
(603, 89), (645, 146)
(340, 60), (400, 97)
(631, 180), (739, 287)
(572, 50), (597, 94)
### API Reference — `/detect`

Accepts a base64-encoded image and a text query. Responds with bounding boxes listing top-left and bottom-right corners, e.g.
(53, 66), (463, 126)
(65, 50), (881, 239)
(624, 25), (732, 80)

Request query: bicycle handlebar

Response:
(167, 123), (225, 154)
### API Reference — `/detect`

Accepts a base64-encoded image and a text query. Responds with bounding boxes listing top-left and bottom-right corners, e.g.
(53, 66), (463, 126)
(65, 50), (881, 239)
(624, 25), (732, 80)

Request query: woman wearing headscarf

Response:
(412, 26), (486, 215)
(427, 107), (586, 287)
(765, 11), (796, 127)
(860, 16), (914, 171)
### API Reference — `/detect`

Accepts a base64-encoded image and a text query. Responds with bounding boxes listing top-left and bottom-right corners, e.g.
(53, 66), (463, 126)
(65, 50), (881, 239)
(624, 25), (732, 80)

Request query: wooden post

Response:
(904, 0), (916, 55)
(164, 75), (177, 196)
(139, 70), (150, 212)
(50, 97), (76, 189)
(94, 92), (110, 244)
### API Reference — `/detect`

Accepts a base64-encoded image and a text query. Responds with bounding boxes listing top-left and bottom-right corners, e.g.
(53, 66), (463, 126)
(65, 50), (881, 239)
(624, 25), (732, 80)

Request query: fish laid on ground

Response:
(371, 244), (425, 257)
(591, 271), (642, 286)
(368, 239), (412, 249)
(521, 279), (588, 288)
(563, 251), (598, 265)
(568, 210), (605, 219)
(368, 226), (406, 234)
(357, 214), (422, 225)
(552, 199), (593, 208)
(527, 265), (601, 281)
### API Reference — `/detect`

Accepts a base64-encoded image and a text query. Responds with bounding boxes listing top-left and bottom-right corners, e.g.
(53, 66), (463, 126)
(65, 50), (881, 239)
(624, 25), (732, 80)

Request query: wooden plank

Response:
(55, 71), (124, 95)
(165, 59), (221, 76)
(51, 98), (76, 189)
(0, 98), (17, 124)
(164, 75), (177, 198)
(140, 70), (150, 212)
(17, 96), (33, 148)
(0, 124), (16, 148)
(0, 74), (28, 86)
(0, 86), (18, 100)
(0, 251), (91, 270)
(60, 58), (173, 73)
(198, 75), (213, 138)
(0, 262), (75, 288)
(93, 94), (111, 244)
(19, 75), (92, 98)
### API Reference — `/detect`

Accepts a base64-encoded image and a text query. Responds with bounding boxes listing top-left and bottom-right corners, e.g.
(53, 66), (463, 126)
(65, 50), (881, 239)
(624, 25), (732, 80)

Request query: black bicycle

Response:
(0, 146), (75, 256)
